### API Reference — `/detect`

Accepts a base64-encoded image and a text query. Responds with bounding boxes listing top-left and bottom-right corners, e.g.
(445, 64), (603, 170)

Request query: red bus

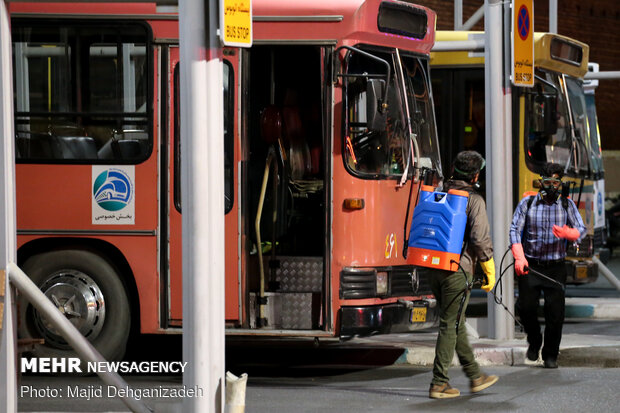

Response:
(10, 0), (443, 361)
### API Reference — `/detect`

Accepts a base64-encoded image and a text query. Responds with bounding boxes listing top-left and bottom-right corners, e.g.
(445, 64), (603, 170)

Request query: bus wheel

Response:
(18, 250), (131, 363)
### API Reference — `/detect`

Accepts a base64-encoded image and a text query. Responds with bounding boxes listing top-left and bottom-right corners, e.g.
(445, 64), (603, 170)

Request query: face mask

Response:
(540, 177), (561, 202)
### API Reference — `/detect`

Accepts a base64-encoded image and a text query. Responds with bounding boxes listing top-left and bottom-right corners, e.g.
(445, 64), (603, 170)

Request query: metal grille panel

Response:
(274, 256), (323, 292)
(281, 293), (314, 329)
(340, 269), (376, 299)
(389, 268), (415, 296)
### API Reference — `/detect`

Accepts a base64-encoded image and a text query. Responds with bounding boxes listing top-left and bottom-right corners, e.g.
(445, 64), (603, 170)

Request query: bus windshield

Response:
(344, 47), (441, 179)
(525, 70), (590, 177)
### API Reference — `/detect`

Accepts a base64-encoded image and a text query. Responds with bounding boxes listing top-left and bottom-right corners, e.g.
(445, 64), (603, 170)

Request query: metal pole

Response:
(0, 1), (17, 410)
(8, 264), (152, 413)
(485, 0), (514, 339)
(549, 0), (558, 34)
(462, 6), (485, 31)
(501, 0), (515, 339)
(431, 38), (485, 52)
(585, 71), (620, 80)
(179, 0), (225, 411)
(454, 0), (463, 30)
(593, 256), (620, 292)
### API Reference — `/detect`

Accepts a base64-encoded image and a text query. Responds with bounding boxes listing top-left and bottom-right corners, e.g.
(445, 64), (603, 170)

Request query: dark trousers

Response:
(517, 261), (567, 361)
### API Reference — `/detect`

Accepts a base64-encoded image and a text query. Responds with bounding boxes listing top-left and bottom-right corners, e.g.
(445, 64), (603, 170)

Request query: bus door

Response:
(242, 45), (328, 332)
(165, 46), (241, 327)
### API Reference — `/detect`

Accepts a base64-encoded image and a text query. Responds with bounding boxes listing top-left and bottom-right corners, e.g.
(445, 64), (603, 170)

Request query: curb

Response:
(558, 346), (620, 367)
(565, 299), (620, 319)
(396, 345), (526, 367)
(396, 343), (620, 367)
(467, 298), (620, 320)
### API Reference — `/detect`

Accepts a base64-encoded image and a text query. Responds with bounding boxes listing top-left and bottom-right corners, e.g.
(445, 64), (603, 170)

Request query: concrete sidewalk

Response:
(354, 328), (620, 368)
(467, 296), (620, 319)
(352, 297), (620, 368)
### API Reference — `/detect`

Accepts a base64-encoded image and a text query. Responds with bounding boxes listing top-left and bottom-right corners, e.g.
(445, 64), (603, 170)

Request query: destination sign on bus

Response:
(221, 0), (252, 47)
(377, 2), (428, 40)
(550, 37), (583, 67)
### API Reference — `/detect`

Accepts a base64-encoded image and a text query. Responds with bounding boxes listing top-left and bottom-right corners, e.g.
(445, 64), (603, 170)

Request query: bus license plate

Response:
(410, 307), (427, 323)
(576, 265), (588, 279)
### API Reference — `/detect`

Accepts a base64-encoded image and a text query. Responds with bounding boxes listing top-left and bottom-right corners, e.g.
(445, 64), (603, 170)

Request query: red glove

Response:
(552, 224), (580, 242)
(511, 243), (529, 276)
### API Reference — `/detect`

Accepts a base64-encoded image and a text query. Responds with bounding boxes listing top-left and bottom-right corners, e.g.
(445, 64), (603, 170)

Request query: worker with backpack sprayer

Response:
(424, 151), (498, 399)
(509, 163), (586, 369)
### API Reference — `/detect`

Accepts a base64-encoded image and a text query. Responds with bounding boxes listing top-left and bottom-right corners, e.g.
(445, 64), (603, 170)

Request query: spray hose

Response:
(449, 250), (525, 333)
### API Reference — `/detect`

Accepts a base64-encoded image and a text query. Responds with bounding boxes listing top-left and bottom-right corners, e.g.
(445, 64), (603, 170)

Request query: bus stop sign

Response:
(221, 0), (252, 47)
(512, 0), (534, 87)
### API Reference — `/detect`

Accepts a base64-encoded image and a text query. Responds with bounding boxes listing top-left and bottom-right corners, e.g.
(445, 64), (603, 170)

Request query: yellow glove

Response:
(480, 257), (496, 292)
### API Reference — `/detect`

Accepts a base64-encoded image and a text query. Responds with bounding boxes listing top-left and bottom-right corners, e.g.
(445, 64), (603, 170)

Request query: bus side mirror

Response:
(366, 79), (387, 132)
(532, 93), (558, 135)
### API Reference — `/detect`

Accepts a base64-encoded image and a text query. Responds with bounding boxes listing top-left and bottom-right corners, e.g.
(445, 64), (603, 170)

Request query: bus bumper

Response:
(339, 299), (439, 339)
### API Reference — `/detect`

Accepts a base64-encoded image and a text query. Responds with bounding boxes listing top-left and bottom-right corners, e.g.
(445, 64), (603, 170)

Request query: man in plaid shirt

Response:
(509, 163), (586, 368)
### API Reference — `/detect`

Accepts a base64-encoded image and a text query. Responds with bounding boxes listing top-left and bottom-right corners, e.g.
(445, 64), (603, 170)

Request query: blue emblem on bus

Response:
(93, 169), (133, 211)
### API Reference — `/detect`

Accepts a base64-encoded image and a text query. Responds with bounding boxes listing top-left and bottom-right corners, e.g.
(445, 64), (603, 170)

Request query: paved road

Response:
(18, 365), (620, 412)
(244, 366), (620, 413)
(17, 256), (620, 412)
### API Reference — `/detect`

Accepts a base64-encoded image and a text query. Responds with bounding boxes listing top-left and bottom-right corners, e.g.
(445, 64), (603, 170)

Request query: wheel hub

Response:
(33, 270), (106, 349)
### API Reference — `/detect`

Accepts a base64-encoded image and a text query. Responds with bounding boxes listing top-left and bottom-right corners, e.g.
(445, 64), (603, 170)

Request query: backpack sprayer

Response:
(405, 184), (472, 331)
(406, 185), (469, 271)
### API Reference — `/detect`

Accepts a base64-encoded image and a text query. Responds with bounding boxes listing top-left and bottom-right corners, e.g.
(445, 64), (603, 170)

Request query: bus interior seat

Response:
(97, 138), (143, 160)
(118, 140), (142, 158)
(57, 136), (98, 159)
(15, 133), (62, 159)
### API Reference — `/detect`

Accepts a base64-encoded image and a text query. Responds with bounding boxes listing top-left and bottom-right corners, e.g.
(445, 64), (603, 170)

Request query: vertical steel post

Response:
(549, 0), (558, 33)
(454, 0), (463, 30)
(0, 1), (17, 411)
(179, 0), (225, 411)
(485, 0), (514, 339)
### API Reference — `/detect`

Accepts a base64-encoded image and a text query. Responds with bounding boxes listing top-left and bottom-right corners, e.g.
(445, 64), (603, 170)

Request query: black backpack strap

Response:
(523, 195), (534, 238)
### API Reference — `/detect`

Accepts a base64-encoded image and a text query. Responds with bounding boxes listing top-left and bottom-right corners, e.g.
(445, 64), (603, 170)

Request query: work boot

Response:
(526, 345), (540, 362)
(470, 374), (499, 393)
(429, 382), (460, 399)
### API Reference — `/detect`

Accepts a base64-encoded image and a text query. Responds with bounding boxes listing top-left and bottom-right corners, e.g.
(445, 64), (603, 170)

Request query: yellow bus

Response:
(431, 31), (608, 284)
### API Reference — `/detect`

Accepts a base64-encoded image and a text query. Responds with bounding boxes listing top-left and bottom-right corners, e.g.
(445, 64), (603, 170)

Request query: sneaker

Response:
(526, 345), (540, 362)
(470, 374), (499, 393)
(429, 383), (460, 399)
(543, 358), (558, 369)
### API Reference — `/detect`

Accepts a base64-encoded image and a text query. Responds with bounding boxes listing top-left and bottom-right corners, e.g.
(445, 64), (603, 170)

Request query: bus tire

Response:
(18, 249), (131, 364)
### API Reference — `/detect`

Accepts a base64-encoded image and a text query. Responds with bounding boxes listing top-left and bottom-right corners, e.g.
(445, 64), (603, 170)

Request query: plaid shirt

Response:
(509, 193), (586, 261)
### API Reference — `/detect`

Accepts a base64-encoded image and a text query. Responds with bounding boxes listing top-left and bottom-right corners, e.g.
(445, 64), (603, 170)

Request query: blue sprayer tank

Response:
(406, 185), (469, 271)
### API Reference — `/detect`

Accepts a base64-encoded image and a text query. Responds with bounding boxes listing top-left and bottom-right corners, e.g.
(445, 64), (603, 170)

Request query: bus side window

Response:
(12, 20), (152, 164)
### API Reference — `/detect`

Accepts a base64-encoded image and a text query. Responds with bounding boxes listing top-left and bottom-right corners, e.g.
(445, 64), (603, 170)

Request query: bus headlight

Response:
(376, 271), (388, 295)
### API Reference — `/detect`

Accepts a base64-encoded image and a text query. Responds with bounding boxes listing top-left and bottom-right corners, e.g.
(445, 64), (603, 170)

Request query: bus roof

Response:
(253, 0), (436, 53)
(432, 30), (590, 78)
(534, 33), (589, 78)
(10, 0), (437, 55)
